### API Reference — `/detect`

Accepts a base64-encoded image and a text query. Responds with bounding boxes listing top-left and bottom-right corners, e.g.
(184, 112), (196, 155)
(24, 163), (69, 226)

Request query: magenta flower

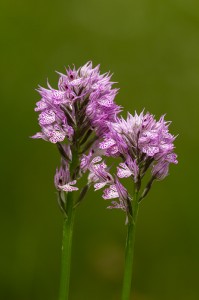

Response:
(117, 156), (139, 182)
(54, 162), (78, 192)
(103, 178), (129, 211)
(32, 61), (121, 144)
(32, 61), (122, 212)
(87, 156), (114, 190)
(95, 111), (178, 211)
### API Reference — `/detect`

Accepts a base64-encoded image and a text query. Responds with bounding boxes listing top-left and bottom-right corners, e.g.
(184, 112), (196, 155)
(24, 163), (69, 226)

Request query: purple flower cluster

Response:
(92, 111), (178, 209)
(32, 62), (120, 144)
(100, 111), (177, 179)
(32, 62), (122, 213)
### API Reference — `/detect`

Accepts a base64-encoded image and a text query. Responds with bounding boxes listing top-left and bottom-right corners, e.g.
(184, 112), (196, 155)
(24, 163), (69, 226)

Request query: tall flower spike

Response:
(95, 111), (178, 300)
(32, 62), (123, 300)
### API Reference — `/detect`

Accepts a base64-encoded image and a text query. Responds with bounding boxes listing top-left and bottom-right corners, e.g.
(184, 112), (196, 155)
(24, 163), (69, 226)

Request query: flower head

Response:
(32, 62), (122, 213)
(32, 61), (121, 144)
(99, 111), (178, 181)
(94, 110), (178, 213)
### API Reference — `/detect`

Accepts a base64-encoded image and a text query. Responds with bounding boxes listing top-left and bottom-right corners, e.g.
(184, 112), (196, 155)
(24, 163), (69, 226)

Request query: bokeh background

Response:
(1, 0), (199, 299)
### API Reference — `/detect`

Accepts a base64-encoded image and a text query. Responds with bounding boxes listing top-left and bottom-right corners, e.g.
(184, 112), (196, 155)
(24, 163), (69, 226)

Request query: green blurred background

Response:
(1, 0), (199, 299)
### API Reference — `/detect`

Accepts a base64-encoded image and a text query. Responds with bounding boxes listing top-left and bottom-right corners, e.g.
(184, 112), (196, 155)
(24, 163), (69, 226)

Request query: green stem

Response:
(58, 192), (75, 300)
(121, 192), (139, 300)
(58, 150), (79, 300)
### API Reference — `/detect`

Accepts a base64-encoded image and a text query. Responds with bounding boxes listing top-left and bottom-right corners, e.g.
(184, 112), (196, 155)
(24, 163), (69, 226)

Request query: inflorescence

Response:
(32, 62), (178, 218)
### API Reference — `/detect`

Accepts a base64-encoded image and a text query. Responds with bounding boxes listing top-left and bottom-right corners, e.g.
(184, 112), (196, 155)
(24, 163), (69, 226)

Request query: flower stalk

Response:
(122, 191), (139, 300)
(58, 150), (79, 300)
(59, 192), (75, 300)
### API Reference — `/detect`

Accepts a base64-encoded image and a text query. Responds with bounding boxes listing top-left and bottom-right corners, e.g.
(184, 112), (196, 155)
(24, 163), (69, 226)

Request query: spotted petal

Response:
(117, 163), (132, 178)
(58, 180), (78, 192)
(94, 182), (107, 190)
(102, 185), (119, 199)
